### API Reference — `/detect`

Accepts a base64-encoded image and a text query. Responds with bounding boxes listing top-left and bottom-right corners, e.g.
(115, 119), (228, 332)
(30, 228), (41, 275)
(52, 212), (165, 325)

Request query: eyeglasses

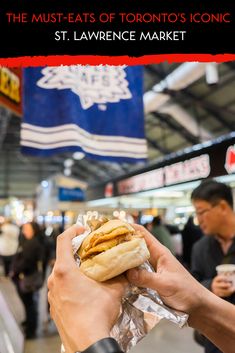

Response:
(195, 204), (219, 218)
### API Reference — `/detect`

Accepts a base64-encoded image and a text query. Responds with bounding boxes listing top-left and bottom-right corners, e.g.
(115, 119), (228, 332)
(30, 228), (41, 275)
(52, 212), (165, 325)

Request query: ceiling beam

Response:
(166, 88), (234, 131)
(144, 63), (212, 141)
(150, 112), (199, 145)
(146, 136), (171, 155)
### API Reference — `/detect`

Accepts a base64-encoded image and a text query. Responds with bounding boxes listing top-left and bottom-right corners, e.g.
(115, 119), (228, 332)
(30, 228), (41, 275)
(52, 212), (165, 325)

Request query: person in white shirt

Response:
(0, 220), (20, 276)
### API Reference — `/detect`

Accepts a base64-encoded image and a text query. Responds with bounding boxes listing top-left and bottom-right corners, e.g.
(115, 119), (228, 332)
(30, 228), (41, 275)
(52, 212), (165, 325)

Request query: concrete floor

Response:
(131, 320), (203, 353)
(24, 320), (203, 353)
(0, 270), (203, 353)
(25, 334), (61, 353)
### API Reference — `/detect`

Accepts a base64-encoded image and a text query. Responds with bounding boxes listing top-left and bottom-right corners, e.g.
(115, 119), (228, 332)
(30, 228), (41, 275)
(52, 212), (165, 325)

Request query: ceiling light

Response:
(64, 168), (71, 176)
(73, 151), (85, 160)
(41, 180), (49, 188)
(64, 159), (74, 168)
(205, 63), (219, 85)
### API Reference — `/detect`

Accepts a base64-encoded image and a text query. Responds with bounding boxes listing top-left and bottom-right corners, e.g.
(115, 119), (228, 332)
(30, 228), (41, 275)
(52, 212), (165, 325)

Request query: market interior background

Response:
(1, 62), (235, 201)
(0, 62), (235, 353)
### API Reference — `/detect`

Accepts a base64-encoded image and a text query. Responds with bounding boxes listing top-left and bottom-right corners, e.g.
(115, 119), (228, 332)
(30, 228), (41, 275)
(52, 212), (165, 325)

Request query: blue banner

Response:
(21, 66), (147, 162)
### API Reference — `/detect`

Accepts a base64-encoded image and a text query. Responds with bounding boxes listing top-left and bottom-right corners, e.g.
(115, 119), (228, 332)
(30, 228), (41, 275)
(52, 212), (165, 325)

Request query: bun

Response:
(79, 222), (150, 281)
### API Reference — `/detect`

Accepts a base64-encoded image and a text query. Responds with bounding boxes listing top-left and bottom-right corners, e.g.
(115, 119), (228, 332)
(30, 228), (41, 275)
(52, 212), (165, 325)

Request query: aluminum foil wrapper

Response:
(72, 213), (188, 353)
(110, 261), (188, 352)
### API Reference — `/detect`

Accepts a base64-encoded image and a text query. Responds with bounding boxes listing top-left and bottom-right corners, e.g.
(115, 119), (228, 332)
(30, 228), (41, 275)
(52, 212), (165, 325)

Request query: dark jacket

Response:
(152, 225), (175, 254)
(191, 235), (235, 304)
(12, 237), (43, 276)
(182, 218), (203, 266)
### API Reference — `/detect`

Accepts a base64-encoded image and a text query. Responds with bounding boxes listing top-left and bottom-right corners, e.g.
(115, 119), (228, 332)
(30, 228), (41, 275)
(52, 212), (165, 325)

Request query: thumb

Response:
(127, 268), (158, 290)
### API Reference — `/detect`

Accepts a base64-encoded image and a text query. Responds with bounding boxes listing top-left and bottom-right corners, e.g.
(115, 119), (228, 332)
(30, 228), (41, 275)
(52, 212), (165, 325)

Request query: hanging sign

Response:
(225, 145), (235, 174)
(0, 67), (22, 116)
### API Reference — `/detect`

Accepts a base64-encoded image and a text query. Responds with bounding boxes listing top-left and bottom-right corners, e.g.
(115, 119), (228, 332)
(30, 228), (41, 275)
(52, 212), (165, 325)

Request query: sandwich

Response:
(78, 219), (150, 281)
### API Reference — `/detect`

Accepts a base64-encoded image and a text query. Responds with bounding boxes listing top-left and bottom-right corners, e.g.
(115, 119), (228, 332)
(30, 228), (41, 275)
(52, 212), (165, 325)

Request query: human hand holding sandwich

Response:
(127, 224), (235, 353)
(48, 223), (235, 353)
(126, 224), (204, 314)
(47, 224), (127, 353)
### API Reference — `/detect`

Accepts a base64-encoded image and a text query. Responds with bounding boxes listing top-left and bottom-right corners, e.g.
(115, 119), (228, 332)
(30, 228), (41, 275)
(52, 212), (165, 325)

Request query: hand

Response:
(48, 225), (127, 353)
(126, 225), (207, 317)
(211, 275), (234, 298)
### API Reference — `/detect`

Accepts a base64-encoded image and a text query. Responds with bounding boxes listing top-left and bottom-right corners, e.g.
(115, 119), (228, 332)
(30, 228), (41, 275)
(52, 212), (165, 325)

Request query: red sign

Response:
(0, 67), (22, 116)
(164, 154), (211, 185)
(105, 182), (114, 198)
(225, 145), (235, 174)
(118, 169), (164, 194)
(117, 154), (211, 194)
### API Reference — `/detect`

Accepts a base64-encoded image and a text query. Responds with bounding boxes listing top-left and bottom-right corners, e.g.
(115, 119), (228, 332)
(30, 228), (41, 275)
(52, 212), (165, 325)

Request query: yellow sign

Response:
(0, 67), (22, 116)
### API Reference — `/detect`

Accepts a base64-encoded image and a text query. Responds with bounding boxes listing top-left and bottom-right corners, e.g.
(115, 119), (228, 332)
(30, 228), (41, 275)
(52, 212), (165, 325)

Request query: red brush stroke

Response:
(0, 54), (235, 67)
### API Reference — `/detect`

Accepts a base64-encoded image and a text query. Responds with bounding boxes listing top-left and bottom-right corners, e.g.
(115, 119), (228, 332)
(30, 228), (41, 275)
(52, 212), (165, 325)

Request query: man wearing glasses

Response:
(191, 179), (235, 353)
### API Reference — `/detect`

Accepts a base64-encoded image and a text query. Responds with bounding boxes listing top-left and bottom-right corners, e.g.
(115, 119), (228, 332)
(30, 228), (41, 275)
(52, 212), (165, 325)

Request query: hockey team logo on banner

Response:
(37, 66), (132, 110)
(21, 65), (147, 162)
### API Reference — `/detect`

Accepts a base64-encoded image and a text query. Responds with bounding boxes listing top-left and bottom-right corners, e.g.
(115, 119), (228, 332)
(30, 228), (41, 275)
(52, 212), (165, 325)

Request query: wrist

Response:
(78, 337), (123, 353)
(74, 331), (110, 352)
(188, 286), (215, 329)
(66, 321), (111, 352)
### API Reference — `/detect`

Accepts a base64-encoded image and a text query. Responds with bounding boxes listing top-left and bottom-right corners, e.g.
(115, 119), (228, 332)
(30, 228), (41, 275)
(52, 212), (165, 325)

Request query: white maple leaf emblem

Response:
(36, 65), (132, 109)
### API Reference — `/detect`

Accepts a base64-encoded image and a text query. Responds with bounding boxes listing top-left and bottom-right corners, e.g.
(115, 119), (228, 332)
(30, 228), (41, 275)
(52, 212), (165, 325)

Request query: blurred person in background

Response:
(41, 224), (58, 329)
(38, 223), (57, 280)
(191, 179), (235, 353)
(165, 222), (183, 260)
(151, 215), (175, 254)
(181, 215), (204, 269)
(10, 221), (44, 339)
(165, 222), (181, 236)
(0, 219), (20, 276)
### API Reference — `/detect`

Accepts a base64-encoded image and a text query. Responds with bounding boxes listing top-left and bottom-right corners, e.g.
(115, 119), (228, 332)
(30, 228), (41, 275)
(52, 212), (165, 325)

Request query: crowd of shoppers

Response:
(10, 222), (44, 338)
(0, 220), (56, 339)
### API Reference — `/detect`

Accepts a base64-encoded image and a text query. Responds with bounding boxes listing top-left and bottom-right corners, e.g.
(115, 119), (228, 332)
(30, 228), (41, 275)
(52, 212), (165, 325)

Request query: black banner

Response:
(1, 0), (235, 65)
(87, 134), (235, 199)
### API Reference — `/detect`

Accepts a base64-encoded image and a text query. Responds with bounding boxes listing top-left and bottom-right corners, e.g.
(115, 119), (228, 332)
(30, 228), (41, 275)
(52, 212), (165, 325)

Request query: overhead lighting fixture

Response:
(64, 159), (74, 168)
(205, 63), (219, 85)
(41, 180), (49, 188)
(73, 151), (85, 160)
(64, 168), (71, 176)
